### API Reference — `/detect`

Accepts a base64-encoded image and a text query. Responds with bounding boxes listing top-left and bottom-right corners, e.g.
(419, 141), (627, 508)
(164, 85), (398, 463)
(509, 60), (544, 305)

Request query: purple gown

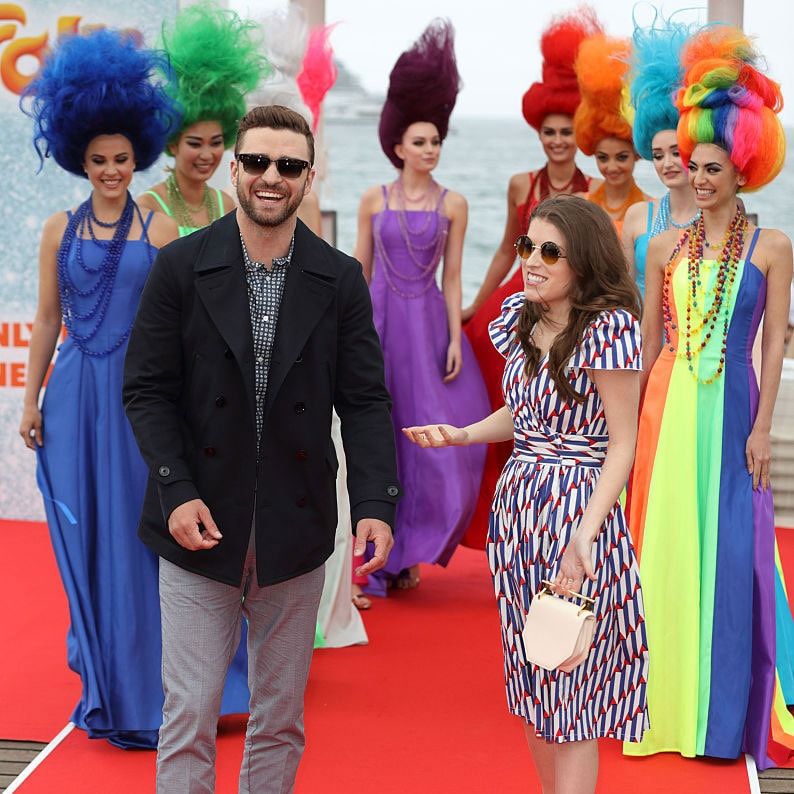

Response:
(367, 185), (489, 594)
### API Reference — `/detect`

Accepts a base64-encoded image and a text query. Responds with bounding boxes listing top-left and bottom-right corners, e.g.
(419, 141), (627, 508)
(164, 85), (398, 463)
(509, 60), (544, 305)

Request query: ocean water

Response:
(322, 117), (794, 303)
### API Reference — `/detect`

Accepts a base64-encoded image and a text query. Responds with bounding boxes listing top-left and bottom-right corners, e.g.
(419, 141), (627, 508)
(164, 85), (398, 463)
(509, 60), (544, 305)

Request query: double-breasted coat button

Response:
(387, 485), (399, 497)
(294, 402), (306, 414)
(158, 465), (171, 477)
(295, 449), (308, 461)
(215, 395), (226, 407)
(203, 446), (216, 458)
(296, 495), (308, 508)
(224, 347), (233, 359)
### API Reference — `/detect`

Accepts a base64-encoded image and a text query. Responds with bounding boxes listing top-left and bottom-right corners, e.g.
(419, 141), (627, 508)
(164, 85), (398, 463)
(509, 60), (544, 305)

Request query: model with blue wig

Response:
(24, 27), (179, 176)
(621, 14), (700, 294)
(138, 2), (269, 235)
(19, 28), (192, 749)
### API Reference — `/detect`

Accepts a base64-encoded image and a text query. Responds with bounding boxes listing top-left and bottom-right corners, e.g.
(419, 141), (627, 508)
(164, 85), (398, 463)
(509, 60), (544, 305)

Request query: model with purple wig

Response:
(19, 28), (185, 749)
(377, 19), (460, 169)
(352, 19), (489, 599)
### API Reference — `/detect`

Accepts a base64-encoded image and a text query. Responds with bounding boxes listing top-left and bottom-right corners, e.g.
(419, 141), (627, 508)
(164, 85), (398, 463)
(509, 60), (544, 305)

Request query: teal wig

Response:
(163, 3), (270, 149)
(629, 14), (692, 160)
(23, 28), (180, 176)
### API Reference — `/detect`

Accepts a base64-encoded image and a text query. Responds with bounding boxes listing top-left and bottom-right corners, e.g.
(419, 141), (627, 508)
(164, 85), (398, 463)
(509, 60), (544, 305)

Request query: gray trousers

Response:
(156, 538), (325, 794)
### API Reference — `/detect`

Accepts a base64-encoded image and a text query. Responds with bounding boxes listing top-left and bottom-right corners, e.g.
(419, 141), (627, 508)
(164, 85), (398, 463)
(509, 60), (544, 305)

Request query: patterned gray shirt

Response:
(240, 232), (294, 441)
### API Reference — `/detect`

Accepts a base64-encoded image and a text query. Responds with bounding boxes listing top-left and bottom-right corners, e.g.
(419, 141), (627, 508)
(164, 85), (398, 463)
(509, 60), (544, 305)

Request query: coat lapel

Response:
(264, 221), (337, 418)
(193, 213), (257, 419)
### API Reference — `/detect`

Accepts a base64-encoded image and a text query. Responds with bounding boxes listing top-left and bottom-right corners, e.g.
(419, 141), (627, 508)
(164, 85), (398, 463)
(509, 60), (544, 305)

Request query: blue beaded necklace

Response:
(650, 191), (701, 237)
(57, 191), (152, 357)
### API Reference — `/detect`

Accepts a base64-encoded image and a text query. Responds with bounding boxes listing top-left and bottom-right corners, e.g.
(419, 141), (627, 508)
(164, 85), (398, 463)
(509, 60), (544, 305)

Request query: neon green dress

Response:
(143, 187), (225, 237)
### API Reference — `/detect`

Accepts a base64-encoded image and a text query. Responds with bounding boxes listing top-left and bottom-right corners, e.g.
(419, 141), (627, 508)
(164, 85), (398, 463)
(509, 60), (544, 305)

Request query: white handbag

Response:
(521, 580), (596, 673)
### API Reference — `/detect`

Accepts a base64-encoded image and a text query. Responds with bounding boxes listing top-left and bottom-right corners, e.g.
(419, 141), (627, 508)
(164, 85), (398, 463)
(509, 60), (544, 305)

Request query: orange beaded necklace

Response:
(661, 208), (747, 385)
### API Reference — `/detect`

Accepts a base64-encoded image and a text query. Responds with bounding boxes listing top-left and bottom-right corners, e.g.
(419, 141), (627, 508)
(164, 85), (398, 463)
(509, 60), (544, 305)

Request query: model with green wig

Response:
(138, 2), (269, 236)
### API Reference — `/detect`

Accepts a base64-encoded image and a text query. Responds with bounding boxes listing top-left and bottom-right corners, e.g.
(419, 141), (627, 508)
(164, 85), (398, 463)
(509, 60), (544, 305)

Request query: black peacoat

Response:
(122, 212), (400, 587)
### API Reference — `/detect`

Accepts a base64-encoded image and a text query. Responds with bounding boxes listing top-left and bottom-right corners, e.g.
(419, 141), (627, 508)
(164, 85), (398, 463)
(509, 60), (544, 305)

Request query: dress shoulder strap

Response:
(745, 226), (762, 262)
(214, 188), (225, 215)
(526, 169), (541, 203)
(143, 189), (173, 217)
(646, 201), (655, 232)
(141, 210), (155, 234)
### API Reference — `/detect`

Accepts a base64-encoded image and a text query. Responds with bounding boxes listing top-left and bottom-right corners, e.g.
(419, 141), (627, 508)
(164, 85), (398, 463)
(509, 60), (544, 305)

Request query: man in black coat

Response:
(123, 105), (399, 793)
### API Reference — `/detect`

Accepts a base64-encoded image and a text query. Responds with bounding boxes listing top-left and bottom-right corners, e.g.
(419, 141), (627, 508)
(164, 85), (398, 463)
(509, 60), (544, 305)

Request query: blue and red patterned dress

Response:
(487, 293), (649, 743)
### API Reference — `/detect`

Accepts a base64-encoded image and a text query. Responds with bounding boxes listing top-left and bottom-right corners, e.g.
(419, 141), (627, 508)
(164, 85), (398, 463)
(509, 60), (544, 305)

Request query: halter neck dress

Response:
(35, 211), (249, 748)
(366, 184), (489, 594)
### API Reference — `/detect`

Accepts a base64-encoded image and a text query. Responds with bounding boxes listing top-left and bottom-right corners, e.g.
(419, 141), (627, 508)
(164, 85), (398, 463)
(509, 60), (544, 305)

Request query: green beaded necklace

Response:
(166, 173), (219, 230)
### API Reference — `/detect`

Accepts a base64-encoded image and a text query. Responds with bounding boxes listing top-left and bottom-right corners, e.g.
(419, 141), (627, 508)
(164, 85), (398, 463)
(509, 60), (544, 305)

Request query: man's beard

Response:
(236, 181), (304, 228)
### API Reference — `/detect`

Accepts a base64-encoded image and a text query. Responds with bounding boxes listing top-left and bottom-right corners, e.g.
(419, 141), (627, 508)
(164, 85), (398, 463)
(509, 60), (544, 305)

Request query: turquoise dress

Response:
(632, 201), (654, 296)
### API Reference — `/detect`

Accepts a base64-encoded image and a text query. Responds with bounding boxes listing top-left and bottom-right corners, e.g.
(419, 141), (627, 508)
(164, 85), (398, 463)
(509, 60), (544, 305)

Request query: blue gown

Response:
(36, 211), (249, 749)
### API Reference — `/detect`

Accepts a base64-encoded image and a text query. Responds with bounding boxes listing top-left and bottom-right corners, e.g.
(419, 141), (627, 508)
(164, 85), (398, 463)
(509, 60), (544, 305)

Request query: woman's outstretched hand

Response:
(402, 424), (468, 448)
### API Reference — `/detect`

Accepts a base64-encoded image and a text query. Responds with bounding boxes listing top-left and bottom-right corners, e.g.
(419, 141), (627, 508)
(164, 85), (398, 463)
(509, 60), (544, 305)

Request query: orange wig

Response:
(573, 33), (633, 156)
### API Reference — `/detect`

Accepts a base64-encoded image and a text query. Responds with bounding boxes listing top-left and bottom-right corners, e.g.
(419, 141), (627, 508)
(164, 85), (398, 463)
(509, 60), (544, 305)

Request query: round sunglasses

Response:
(514, 235), (567, 265)
(236, 153), (310, 179)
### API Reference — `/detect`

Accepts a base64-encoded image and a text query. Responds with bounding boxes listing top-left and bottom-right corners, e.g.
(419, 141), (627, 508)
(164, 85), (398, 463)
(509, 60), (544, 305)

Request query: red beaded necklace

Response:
(661, 208), (747, 385)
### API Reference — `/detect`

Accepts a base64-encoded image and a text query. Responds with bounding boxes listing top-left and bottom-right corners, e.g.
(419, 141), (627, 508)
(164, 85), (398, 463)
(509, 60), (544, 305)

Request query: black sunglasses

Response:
(514, 235), (567, 265)
(236, 153), (310, 179)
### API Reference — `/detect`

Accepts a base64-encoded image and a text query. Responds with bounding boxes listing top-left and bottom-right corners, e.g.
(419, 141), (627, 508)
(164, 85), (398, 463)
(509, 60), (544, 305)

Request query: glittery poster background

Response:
(0, 2), (177, 519)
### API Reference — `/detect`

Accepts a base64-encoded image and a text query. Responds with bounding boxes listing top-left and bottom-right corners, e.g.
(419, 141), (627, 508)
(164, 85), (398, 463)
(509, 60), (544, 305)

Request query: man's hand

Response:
(168, 499), (223, 551)
(353, 518), (393, 577)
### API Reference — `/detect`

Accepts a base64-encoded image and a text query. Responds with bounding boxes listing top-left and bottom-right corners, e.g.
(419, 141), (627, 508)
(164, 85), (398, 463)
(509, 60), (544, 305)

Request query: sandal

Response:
(395, 566), (421, 590)
(352, 591), (372, 611)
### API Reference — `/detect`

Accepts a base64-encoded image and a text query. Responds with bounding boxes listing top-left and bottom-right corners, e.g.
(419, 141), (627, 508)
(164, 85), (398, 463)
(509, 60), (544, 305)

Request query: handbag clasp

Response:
(540, 579), (596, 614)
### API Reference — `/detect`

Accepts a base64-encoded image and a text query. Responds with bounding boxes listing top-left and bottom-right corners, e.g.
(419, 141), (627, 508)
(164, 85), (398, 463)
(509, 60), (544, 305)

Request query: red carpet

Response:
(3, 518), (776, 792)
(0, 519), (78, 740)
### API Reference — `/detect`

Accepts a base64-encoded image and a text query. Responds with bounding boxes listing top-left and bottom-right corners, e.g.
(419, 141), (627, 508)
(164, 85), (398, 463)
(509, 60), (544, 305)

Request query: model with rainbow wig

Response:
(626, 25), (794, 768)
(574, 31), (653, 231)
(354, 19), (489, 594)
(460, 7), (601, 551)
(138, 2), (269, 236)
(19, 28), (183, 748)
(621, 14), (700, 294)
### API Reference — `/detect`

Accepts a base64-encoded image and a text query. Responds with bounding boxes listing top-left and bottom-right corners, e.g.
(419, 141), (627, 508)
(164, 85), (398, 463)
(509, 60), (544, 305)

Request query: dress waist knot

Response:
(512, 433), (606, 468)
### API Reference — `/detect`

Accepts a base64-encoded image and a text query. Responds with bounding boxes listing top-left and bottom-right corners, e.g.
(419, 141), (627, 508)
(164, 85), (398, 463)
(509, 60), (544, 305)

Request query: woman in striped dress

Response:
(404, 196), (649, 794)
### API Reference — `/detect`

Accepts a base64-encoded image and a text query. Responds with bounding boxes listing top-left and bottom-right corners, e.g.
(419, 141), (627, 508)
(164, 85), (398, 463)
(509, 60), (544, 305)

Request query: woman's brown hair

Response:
(517, 195), (641, 403)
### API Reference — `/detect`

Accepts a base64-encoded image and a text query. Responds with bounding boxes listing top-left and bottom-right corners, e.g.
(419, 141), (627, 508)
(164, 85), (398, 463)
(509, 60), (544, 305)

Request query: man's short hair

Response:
(235, 105), (315, 165)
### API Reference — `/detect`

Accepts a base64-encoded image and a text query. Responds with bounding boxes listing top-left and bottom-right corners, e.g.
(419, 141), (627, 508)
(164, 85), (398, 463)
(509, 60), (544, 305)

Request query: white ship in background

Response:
(324, 60), (382, 122)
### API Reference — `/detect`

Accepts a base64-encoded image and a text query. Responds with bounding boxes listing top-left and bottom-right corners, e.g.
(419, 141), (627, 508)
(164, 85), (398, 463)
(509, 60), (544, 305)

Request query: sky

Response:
(229, 0), (794, 125)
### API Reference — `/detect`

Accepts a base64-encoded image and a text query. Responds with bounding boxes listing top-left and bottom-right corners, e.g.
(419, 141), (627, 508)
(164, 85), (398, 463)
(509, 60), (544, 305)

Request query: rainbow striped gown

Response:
(624, 229), (794, 769)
